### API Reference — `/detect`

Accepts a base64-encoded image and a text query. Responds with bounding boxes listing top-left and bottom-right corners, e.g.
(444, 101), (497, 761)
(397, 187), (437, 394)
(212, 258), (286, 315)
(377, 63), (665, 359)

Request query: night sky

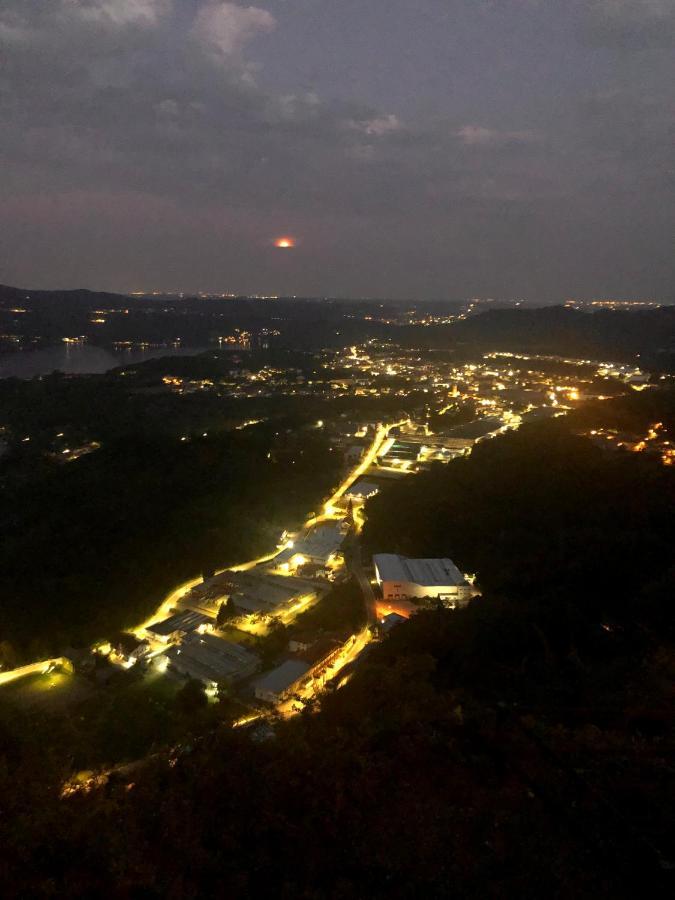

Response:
(1, 1), (673, 299)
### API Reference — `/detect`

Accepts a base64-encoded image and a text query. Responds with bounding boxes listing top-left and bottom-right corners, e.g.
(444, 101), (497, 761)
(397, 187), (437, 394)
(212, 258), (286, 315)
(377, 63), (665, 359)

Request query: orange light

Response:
(274, 236), (295, 249)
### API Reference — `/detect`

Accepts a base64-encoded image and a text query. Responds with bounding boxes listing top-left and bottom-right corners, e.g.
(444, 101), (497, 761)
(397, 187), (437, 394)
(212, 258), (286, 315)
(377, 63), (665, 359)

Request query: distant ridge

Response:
(1, 284), (673, 367)
(447, 304), (675, 357)
(0, 284), (131, 304)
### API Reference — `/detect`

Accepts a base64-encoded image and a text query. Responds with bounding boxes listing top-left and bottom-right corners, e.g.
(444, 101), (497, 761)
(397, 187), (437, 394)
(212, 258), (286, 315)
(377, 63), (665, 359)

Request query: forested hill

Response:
(2, 282), (674, 365)
(399, 305), (675, 366)
(2, 421), (673, 897)
(363, 421), (674, 624)
(0, 283), (129, 306)
(0, 425), (341, 662)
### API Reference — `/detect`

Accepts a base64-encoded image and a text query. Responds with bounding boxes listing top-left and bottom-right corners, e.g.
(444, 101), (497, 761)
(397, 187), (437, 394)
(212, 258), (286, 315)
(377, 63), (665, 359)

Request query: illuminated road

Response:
(276, 626), (372, 718)
(0, 657), (68, 688)
(1, 421), (399, 697)
(134, 419), (403, 638)
(345, 539), (378, 625)
(320, 420), (405, 516)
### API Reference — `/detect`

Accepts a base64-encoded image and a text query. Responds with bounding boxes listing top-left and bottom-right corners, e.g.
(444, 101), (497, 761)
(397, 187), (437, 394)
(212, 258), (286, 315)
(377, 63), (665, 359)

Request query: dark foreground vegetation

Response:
(363, 421), (674, 626)
(0, 666), (243, 786)
(0, 424), (672, 897)
(566, 386), (675, 435)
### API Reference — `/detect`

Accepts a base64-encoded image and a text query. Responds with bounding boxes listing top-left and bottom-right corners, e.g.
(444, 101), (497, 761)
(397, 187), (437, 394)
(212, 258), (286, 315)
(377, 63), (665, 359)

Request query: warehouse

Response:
(274, 521), (346, 572)
(373, 554), (476, 607)
(254, 659), (311, 704)
(146, 610), (214, 644)
(162, 633), (259, 687)
(446, 416), (504, 442)
(381, 440), (420, 465)
(344, 479), (379, 502)
(212, 570), (318, 616)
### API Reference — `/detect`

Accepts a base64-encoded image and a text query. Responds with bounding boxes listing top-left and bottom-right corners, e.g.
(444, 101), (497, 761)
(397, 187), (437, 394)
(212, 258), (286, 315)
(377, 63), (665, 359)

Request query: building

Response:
(345, 443), (367, 464)
(162, 633), (259, 688)
(254, 659), (311, 704)
(210, 570), (318, 616)
(113, 633), (152, 665)
(373, 554), (476, 607)
(344, 479), (379, 502)
(432, 436), (474, 451)
(380, 612), (408, 633)
(146, 610), (214, 643)
(382, 440), (420, 466)
(288, 633), (314, 653)
(274, 521), (346, 572)
(446, 416), (504, 443)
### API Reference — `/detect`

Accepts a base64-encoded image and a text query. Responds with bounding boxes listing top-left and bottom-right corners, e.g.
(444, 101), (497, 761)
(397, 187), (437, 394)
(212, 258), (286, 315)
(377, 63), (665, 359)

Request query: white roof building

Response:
(275, 521), (345, 569)
(164, 633), (259, 687)
(254, 659), (311, 704)
(373, 554), (476, 607)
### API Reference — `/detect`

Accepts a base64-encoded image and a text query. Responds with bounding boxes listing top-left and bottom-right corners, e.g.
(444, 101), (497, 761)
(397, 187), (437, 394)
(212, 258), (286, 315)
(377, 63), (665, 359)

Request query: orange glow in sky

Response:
(274, 236), (295, 248)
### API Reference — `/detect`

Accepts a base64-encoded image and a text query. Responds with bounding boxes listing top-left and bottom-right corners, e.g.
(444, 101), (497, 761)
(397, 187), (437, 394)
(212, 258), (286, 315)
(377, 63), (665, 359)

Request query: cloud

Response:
(458, 124), (539, 146)
(0, 1), (403, 211)
(1, 2), (672, 299)
(0, 0), (171, 35)
(574, 88), (675, 168)
(579, 0), (675, 49)
(358, 114), (403, 137)
(69, 0), (171, 26)
(458, 125), (496, 145)
(191, 2), (276, 58)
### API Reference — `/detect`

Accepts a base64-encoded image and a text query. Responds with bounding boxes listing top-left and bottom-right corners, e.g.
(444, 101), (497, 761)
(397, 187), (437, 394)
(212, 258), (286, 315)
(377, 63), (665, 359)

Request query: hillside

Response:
(0, 424), (672, 897)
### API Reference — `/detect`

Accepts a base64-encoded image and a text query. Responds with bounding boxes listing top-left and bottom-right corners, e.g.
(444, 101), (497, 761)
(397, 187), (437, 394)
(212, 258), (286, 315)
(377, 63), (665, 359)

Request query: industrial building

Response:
(162, 633), (259, 687)
(254, 659), (311, 704)
(373, 554), (476, 607)
(146, 610), (214, 643)
(209, 570), (318, 616)
(381, 440), (421, 466)
(446, 416), (504, 442)
(380, 612), (408, 633)
(274, 521), (346, 572)
(344, 479), (379, 502)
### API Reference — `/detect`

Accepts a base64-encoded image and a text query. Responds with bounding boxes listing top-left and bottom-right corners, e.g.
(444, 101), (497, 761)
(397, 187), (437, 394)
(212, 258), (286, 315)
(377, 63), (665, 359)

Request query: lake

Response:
(0, 344), (211, 380)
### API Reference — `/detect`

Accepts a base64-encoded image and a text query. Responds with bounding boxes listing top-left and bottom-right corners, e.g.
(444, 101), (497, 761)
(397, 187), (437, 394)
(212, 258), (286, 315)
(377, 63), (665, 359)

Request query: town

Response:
(3, 332), (671, 798)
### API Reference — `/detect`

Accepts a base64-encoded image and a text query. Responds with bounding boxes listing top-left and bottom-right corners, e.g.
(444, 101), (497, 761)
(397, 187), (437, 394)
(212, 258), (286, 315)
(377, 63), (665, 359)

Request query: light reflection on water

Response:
(0, 344), (210, 379)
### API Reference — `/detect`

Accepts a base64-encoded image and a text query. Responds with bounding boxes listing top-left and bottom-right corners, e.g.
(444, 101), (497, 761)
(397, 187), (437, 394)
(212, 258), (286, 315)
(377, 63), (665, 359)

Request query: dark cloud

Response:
(0, 1), (673, 298)
(579, 0), (675, 50)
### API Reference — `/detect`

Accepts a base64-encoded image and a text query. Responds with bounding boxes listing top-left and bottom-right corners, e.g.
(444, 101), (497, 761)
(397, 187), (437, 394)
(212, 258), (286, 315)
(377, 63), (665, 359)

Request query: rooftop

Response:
(214, 570), (317, 614)
(345, 479), (380, 498)
(380, 612), (408, 632)
(147, 609), (213, 637)
(254, 659), (311, 696)
(447, 417), (503, 440)
(166, 633), (258, 683)
(276, 521), (345, 565)
(373, 554), (468, 588)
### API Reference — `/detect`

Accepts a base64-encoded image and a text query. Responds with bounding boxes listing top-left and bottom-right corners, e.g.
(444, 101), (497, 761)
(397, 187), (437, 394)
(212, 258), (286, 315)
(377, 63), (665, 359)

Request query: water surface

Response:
(0, 344), (210, 380)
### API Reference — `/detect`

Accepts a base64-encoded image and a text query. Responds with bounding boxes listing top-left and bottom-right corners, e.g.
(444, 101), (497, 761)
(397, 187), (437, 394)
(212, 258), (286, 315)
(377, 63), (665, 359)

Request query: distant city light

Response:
(274, 236), (295, 249)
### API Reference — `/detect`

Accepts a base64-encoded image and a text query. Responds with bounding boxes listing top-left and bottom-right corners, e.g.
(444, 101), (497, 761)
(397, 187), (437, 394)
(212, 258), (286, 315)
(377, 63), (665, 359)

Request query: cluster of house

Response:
(376, 421), (506, 471)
